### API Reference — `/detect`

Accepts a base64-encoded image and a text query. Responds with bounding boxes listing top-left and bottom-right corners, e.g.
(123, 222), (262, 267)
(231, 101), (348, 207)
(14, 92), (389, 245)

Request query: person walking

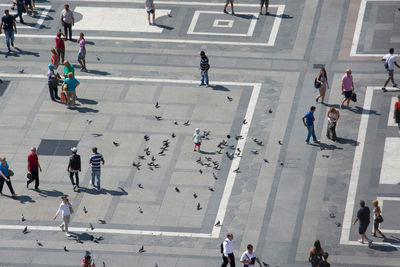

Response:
(393, 94), (400, 135)
(381, 48), (400, 91)
(24, 0), (34, 15)
(145, 0), (156, 25)
(0, 9), (17, 53)
(89, 147), (104, 191)
(318, 252), (330, 267)
(61, 4), (74, 40)
(81, 254), (95, 267)
(63, 60), (75, 78)
(192, 128), (202, 152)
(77, 33), (87, 71)
(53, 196), (73, 237)
(239, 244), (263, 267)
(326, 107), (340, 141)
(223, 0), (234, 15)
(221, 233), (235, 267)
(55, 30), (66, 63)
(47, 64), (60, 101)
(315, 68), (329, 104)
(27, 147), (42, 190)
(308, 240), (324, 267)
(15, 0), (25, 23)
(260, 0), (269, 15)
(353, 200), (372, 245)
(302, 106), (319, 144)
(68, 147), (81, 191)
(340, 69), (354, 108)
(62, 72), (80, 108)
(0, 156), (16, 197)
(372, 199), (386, 240)
(199, 51), (210, 87)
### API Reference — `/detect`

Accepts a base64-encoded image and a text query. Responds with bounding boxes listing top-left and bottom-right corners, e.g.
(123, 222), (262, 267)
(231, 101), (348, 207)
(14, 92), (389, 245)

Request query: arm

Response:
(341, 82), (344, 93)
(375, 207), (381, 217)
(13, 19), (17, 34)
(101, 157), (105, 165)
(53, 204), (61, 219)
(0, 170), (8, 181)
(327, 111), (331, 118)
(352, 81), (354, 91)
(78, 156), (81, 172)
(353, 217), (359, 225)
(67, 157), (71, 171)
(38, 161), (42, 172)
(256, 257), (262, 267)
(336, 111), (340, 122)
(72, 12), (74, 25)
(308, 248), (313, 262)
(0, 21), (3, 34)
(60, 13), (64, 26)
(302, 116), (307, 127)
(395, 62), (400, 68)
(326, 78), (329, 89)
(223, 241), (229, 257)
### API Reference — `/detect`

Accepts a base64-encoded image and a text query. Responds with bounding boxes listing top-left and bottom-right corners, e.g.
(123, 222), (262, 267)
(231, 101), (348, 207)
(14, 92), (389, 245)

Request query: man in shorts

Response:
(381, 48), (400, 91)
(77, 32), (87, 72)
(145, 0), (156, 25)
(340, 69), (354, 108)
(260, 0), (269, 15)
(24, 0), (34, 15)
(353, 200), (372, 245)
(224, 0), (234, 15)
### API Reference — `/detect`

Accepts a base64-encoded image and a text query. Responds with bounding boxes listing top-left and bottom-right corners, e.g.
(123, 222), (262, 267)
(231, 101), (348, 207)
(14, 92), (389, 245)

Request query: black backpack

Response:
(220, 242), (224, 254)
(310, 254), (323, 265)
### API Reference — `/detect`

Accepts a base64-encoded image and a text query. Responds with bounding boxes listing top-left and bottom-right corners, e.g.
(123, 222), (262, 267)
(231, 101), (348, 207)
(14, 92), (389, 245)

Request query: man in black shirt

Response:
(0, 10), (17, 53)
(353, 200), (372, 245)
(67, 147), (81, 191)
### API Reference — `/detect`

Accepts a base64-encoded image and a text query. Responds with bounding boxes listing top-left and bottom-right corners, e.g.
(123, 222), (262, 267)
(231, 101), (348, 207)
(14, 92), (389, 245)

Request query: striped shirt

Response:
(200, 56), (209, 71)
(89, 153), (103, 170)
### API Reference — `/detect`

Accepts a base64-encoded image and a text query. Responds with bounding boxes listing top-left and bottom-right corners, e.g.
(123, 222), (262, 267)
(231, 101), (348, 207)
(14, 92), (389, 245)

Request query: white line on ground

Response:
(388, 96), (396, 127)
(0, 72), (261, 239)
(69, 0), (261, 7)
(34, 6), (50, 29)
(341, 240), (400, 248)
(377, 197), (400, 233)
(267, 4), (285, 46)
(0, 4), (51, 29)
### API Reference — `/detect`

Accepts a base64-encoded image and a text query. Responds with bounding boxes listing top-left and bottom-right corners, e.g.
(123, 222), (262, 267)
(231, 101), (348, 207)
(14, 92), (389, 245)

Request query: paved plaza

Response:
(0, 0), (400, 266)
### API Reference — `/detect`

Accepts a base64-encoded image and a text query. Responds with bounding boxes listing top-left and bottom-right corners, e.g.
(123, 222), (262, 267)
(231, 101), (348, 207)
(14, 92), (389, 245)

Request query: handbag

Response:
(351, 92), (357, 102)
(26, 172), (32, 180)
(375, 215), (383, 223)
(314, 78), (321, 89)
(8, 169), (14, 176)
(60, 91), (67, 103)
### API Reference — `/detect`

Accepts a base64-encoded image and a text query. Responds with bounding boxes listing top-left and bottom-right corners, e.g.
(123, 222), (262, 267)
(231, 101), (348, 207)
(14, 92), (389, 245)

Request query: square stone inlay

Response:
(37, 139), (80, 156)
(213, 19), (234, 28)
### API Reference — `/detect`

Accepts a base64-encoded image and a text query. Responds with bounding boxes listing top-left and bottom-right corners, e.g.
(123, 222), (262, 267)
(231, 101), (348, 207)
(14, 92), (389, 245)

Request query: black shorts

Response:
(147, 9), (154, 14)
(344, 90), (352, 99)
(25, 0), (32, 6)
(359, 224), (368, 235)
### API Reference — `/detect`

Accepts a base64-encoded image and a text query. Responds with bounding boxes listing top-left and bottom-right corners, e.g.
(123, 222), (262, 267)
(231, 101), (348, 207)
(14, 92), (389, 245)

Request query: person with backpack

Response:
(318, 252), (330, 267)
(381, 48), (400, 92)
(68, 147), (81, 191)
(221, 233), (235, 267)
(240, 244), (262, 267)
(308, 240), (324, 267)
(315, 67), (329, 104)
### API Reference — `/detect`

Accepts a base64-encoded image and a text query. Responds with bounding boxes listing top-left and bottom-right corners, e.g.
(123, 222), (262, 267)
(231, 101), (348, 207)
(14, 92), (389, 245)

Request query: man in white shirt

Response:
(60, 4), (74, 40)
(221, 233), (235, 267)
(381, 48), (400, 91)
(240, 244), (263, 267)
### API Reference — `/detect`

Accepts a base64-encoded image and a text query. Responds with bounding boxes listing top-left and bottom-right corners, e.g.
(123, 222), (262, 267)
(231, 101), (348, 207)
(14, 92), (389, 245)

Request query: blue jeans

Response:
(4, 29), (14, 50)
(91, 169), (101, 190)
(201, 70), (209, 85)
(306, 124), (317, 143)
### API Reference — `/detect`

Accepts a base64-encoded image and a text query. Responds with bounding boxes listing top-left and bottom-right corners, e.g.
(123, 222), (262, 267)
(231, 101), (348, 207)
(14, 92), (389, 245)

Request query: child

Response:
(192, 128), (201, 152)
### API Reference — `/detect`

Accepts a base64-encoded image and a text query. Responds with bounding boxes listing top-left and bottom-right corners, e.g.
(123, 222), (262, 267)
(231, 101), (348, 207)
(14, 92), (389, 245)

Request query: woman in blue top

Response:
(192, 128), (202, 152)
(0, 156), (16, 197)
(62, 72), (80, 108)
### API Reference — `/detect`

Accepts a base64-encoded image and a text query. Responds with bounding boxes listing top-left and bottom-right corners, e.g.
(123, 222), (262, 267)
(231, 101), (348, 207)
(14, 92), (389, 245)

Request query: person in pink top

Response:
(340, 69), (354, 108)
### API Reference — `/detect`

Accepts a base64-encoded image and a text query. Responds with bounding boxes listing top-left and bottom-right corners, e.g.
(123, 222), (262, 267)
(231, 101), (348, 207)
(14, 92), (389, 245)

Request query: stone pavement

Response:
(0, 0), (400, 266)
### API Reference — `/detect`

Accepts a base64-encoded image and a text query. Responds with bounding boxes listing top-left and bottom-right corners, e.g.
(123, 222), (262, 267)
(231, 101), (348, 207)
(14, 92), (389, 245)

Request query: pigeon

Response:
(175, 187), (180, 193)
(132, 162), (141, 168)
(91, 133), (102, 137)
(138, 183), (144, 189)
(197, 203), (202, 210)
(193, 192), (197, 199)
(215, 220), (221, 226)
(279, 161), (284, 166)
(146, 150), (151, 156)
(21, 214), (25, 222)
(148, 166), (154, 171)
(243, 119), (247, 124)
(233, 167), (240, 173)
(263, 262), (270, 267)
(227, 96), (233, 101)
(216, 149), (222, 154)
(89, 223), (94, 230)
(155, 116), (162, 121)
(64, 246), (69, 252)
(208, 186), (214, 192)
(144, 147), (150, 152)
(98, 219), (106, 224)
(263, 158), (269, 163)
(18, 69), (25, 74)
(252, 138), (259, 142)
(237, 148), (241, 153)
(155, 102), (160, 108)
(113, 141), (119, 146)
(95, 235), (104, 241)
(268, 109), (273, 113)
(86, 119), (92, 125)
(255, 140), (263, 146)
(183, 120), (190, 126)
(173, 120), (178, 125)
(226, 135), (231, 139)
(144, 135), (150, 141)
(329, 212), (336, 219)
(151, 156), (156, 162)
(138, 155), (145, 160)
(235, 135), (243, 140)
(139, 246), (146, 253)
(36, 240), (43, 246)
(83, 206), (88, 214)
(96, 55), (100, 61)
(278, 140), (283, 145)
(138, 207), (143, 214)
(172, 133), (176, 138)
(22, 226), (28, 234)
(229, 145), (235, 150)
(251, 150), (259, 154)
(205, 157), (212, 161)
(335, 222), (341, 227)
(322, 155), (330, 158)
(199, 169), (203, 174)
(167, 12), (172, 17)
(213, 173), (218, 180)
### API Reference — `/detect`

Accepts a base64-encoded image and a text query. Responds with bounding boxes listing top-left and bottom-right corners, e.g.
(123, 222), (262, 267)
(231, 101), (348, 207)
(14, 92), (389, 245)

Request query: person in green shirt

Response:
(63, 60), (74, 78)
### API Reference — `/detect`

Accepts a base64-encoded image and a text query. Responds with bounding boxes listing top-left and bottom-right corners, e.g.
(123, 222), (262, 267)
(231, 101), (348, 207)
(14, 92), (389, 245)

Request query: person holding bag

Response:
(372, 200), (386, 240)
(0, 156), (16, 197)
(326, 107), (340, 141)
(315, 67), (329, 104)
(53, 196), (74, 237)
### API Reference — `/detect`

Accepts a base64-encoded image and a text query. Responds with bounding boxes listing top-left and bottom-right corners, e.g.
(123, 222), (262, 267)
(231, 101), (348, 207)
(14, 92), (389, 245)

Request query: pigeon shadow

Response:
(153, 23), (174, 30)
(37, 189), (65, 198)
(86, 69), (111, 76)
(210, 85), (230, 91)
(335, 137), (359, 146)
(199, 151), (216, 155)
(91, 133), (103, 137)
(77, 98), (98, 105)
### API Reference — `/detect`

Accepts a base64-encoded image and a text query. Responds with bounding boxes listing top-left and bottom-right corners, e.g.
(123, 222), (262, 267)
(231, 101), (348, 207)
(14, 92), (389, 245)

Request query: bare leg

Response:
(152, 12), (155, 24)
(320, 87), (326, 103)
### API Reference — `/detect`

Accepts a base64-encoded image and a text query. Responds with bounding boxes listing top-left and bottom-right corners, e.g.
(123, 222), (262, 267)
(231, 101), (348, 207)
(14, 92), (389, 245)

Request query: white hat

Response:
(195, 128), (200, 133)
(71, 147), (78, 153)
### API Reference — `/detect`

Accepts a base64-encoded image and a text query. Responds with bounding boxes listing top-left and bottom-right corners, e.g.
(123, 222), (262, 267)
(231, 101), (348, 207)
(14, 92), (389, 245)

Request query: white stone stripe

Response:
(341, 239), (400, 247)
(0, 4), (51, 29)
(267, 4), (285, 46)
(34, 6), (50, 29)
(69, 0), (261, 7)
(388, 96), (397, 127)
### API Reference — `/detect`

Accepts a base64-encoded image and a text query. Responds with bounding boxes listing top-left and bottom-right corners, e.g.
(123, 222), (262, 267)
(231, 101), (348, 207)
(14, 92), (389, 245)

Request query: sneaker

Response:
(305, 141), (310, 145)
(393, 83), (398, 87)
(199, 83), (205, 86)
(206, 84), (209, 88)
(358, 238), (364, 244)
(368, 239), (373, 246)
(223, 9), (229, 14)
(26, 181), (29, 188)
(382, 87), (387, 92)
(90, 180), (93, 186)
(11, 41), (14, 47)
(59, 225), (65, 232)
(231, 11), (235, 15)
(66, 233), (71, 237)
(148, 22), (152, 25)
(315, 97), (318, 103)
(314, 140), (320, 143)
(7, 48), (11, 53)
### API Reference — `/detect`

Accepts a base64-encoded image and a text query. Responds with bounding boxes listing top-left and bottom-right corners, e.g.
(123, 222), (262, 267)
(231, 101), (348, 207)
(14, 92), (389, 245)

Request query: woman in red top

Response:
(394, 94), (400, 135)
(50, 48), (60, 69)
(55, 30), (66, 63)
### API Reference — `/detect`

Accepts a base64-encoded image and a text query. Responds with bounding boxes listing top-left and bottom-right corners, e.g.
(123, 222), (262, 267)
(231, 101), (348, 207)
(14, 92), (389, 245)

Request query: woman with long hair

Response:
(308, 240), (324, 267)
(372, 200), (386, 240)
(315, 68), (329, 104)
(327, 107), (340, 141)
